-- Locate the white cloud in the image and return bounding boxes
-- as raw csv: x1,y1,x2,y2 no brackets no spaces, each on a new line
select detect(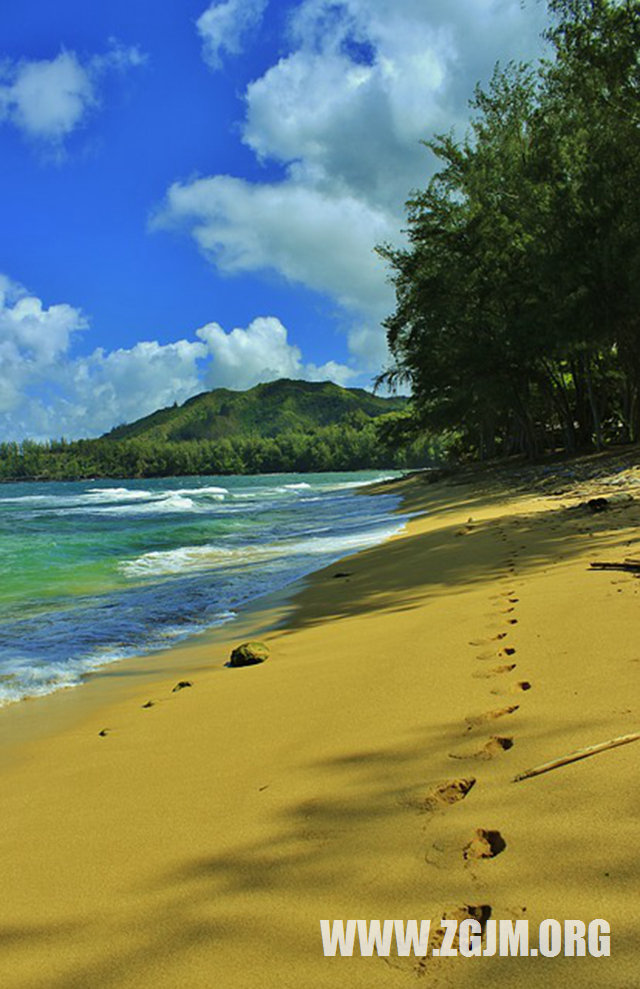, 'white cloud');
0,41,145,144
248,0,548,212
197,316,355,390
90,39,147,75
243,29,450,211
0,275,355,440
69,339,208,435
197,0,268,69
155,175,395,318
0,274,88,414
0,51,94,142
161,0,549,368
